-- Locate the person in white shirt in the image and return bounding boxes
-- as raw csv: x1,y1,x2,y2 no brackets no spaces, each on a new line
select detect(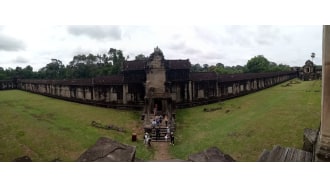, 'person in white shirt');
166,126,170,134
164,134,168,142
144,132,149,145
152,120,157,128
